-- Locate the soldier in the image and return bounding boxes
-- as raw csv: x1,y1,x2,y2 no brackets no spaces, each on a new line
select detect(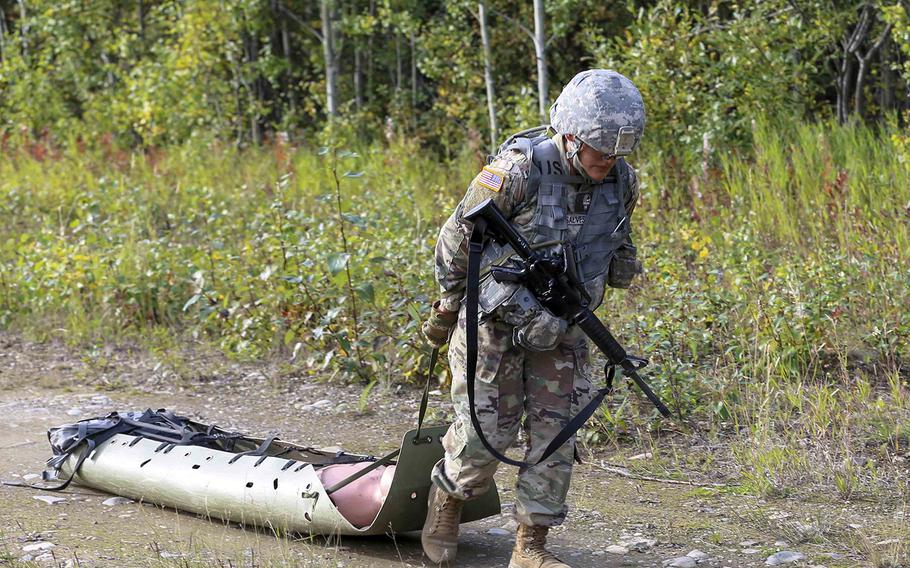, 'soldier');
421,69,646,568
